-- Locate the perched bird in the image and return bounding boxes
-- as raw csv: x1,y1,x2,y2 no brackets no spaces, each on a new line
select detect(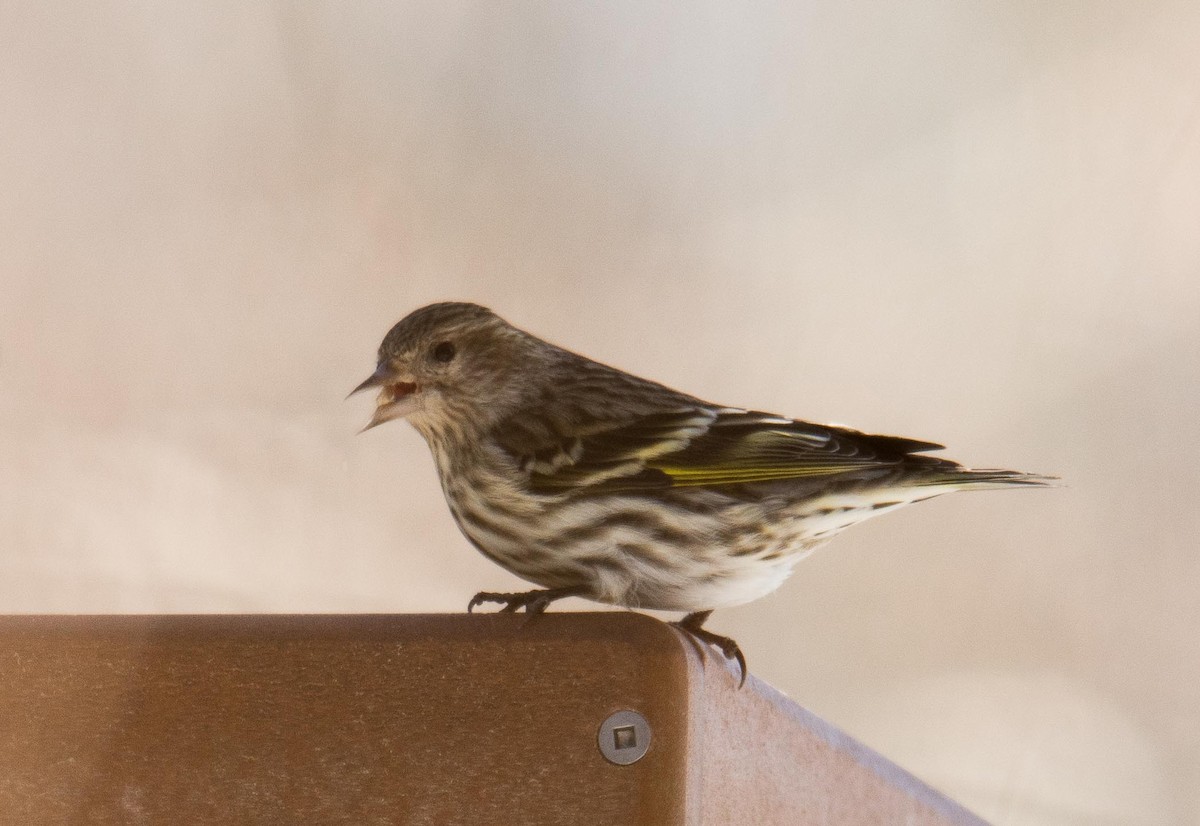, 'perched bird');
352,302,1051,685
